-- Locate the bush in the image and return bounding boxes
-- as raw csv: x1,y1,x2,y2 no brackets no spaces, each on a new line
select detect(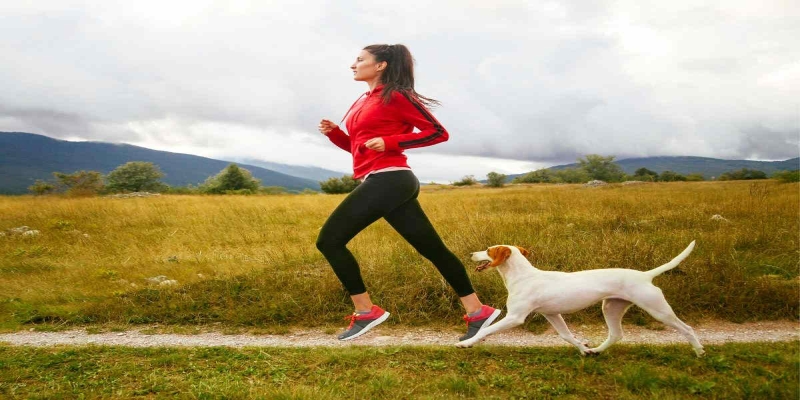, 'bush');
772,170,799,183
53,170,105,197
632,168,658,182
718,168,767,181
106,161,167,193
658,170,687,182
486,172,507,188
513,169,553,184
319,175,360,194
578,154,625,182
200,164,261,194
554,167,591,183
685,173,705,181
452,175,478,186
28,180,56,195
